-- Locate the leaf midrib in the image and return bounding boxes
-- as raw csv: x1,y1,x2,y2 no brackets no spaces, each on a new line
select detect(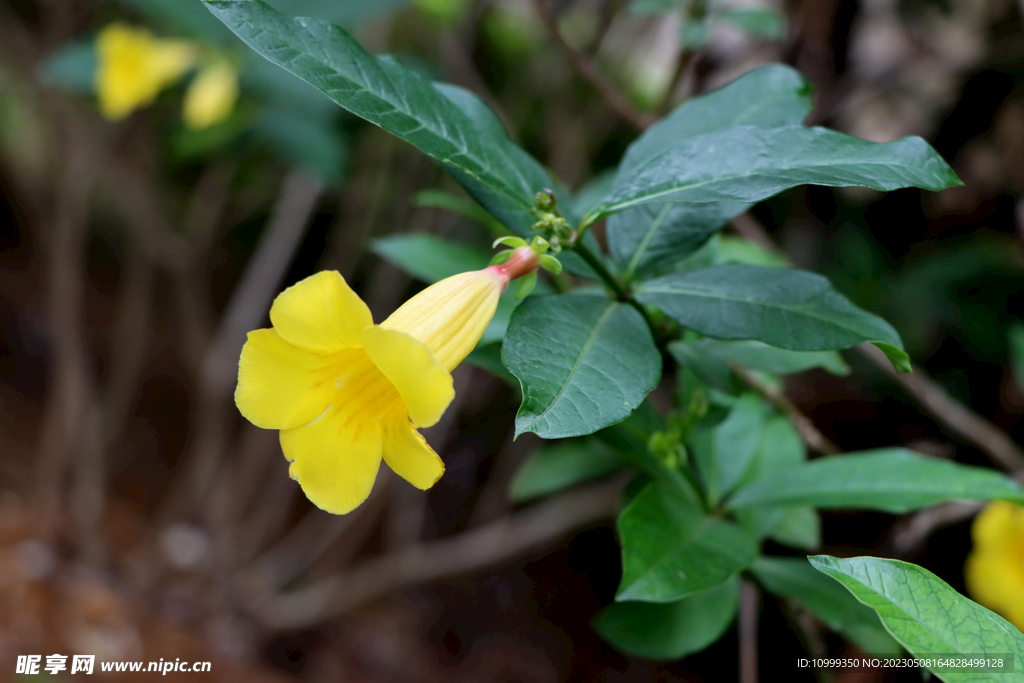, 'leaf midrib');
637,280,889,345
595,127,949,217
214,2,532,211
